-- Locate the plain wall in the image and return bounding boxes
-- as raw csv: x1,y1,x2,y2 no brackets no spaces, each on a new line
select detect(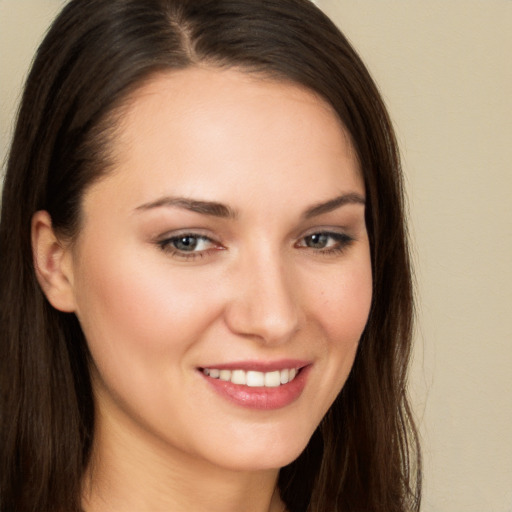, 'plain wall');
1,1,511,511
0,0,66,177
